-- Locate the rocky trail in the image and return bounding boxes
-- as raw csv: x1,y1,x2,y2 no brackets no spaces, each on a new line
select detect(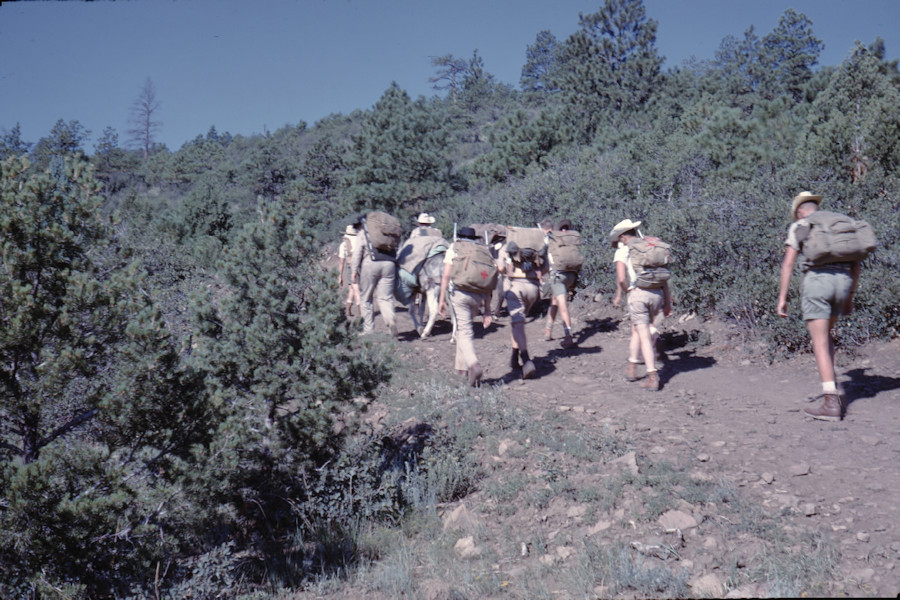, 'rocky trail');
358,294,900,598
